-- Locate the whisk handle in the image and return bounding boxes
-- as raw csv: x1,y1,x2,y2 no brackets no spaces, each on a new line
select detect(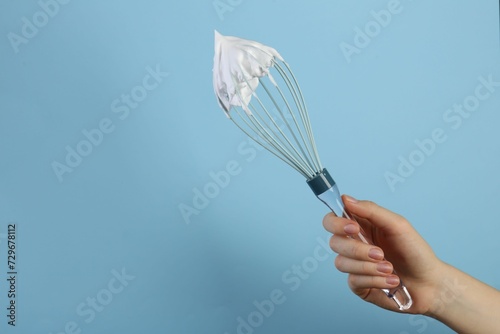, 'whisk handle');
307,169,413,311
